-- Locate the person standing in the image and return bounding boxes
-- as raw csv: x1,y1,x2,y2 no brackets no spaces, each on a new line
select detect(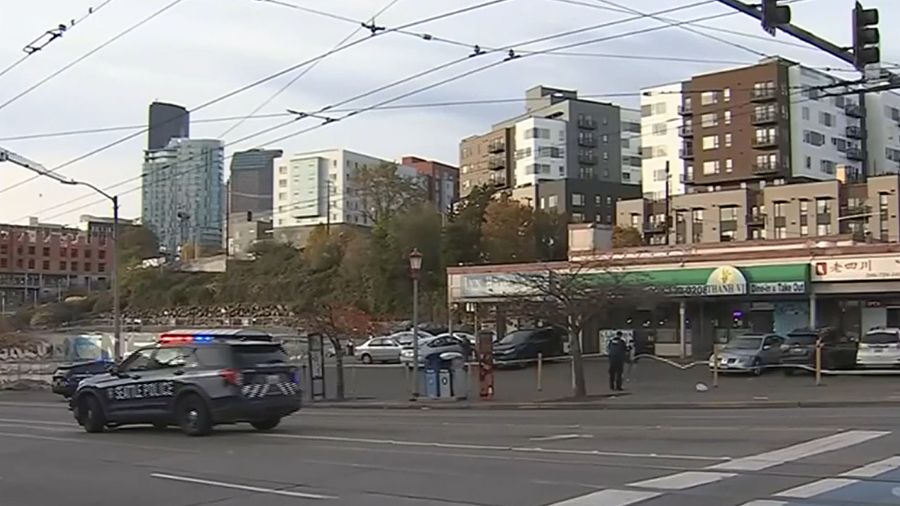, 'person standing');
607,331,627,391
